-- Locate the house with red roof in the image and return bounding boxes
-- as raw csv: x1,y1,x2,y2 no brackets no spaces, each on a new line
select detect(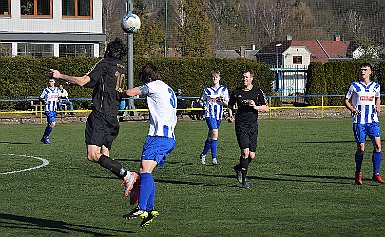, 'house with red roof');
255,36,356,68
254,36,358,95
